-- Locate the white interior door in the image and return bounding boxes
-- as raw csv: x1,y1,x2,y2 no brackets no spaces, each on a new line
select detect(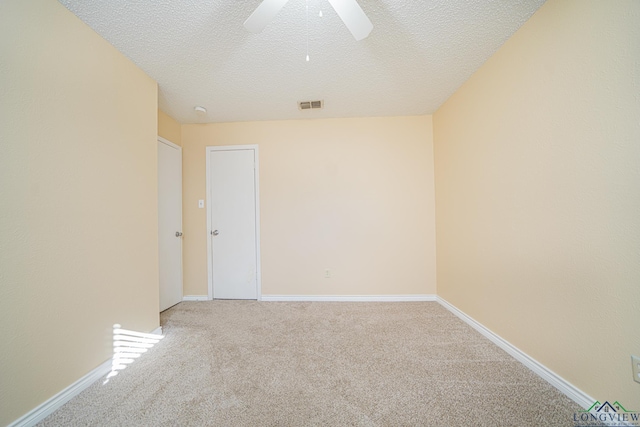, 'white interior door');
207,147,259,300
158,138,183,311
